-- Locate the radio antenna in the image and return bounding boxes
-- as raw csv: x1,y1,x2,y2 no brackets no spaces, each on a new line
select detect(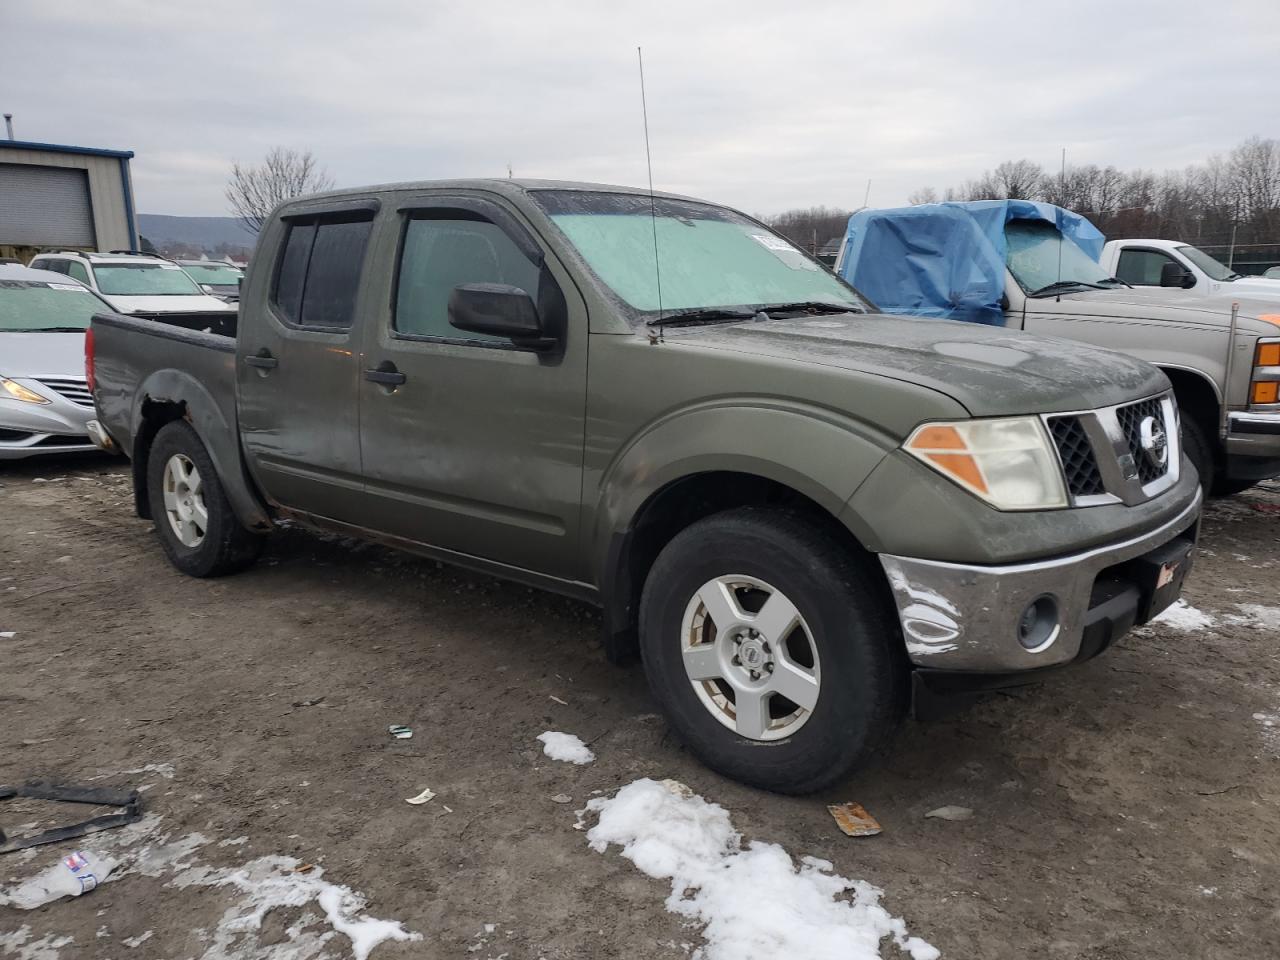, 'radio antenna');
638,46,665,332
1055,147,1066,293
